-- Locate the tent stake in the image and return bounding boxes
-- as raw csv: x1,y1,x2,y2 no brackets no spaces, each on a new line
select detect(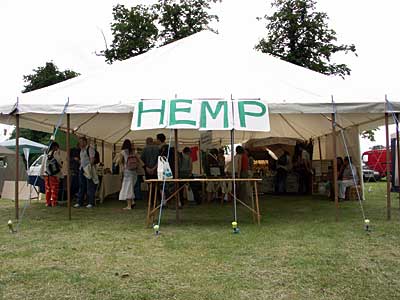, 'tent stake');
15,114,20,220
174,129,180,223
331,112,339,222
66,114,71,221
385,110,391,220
